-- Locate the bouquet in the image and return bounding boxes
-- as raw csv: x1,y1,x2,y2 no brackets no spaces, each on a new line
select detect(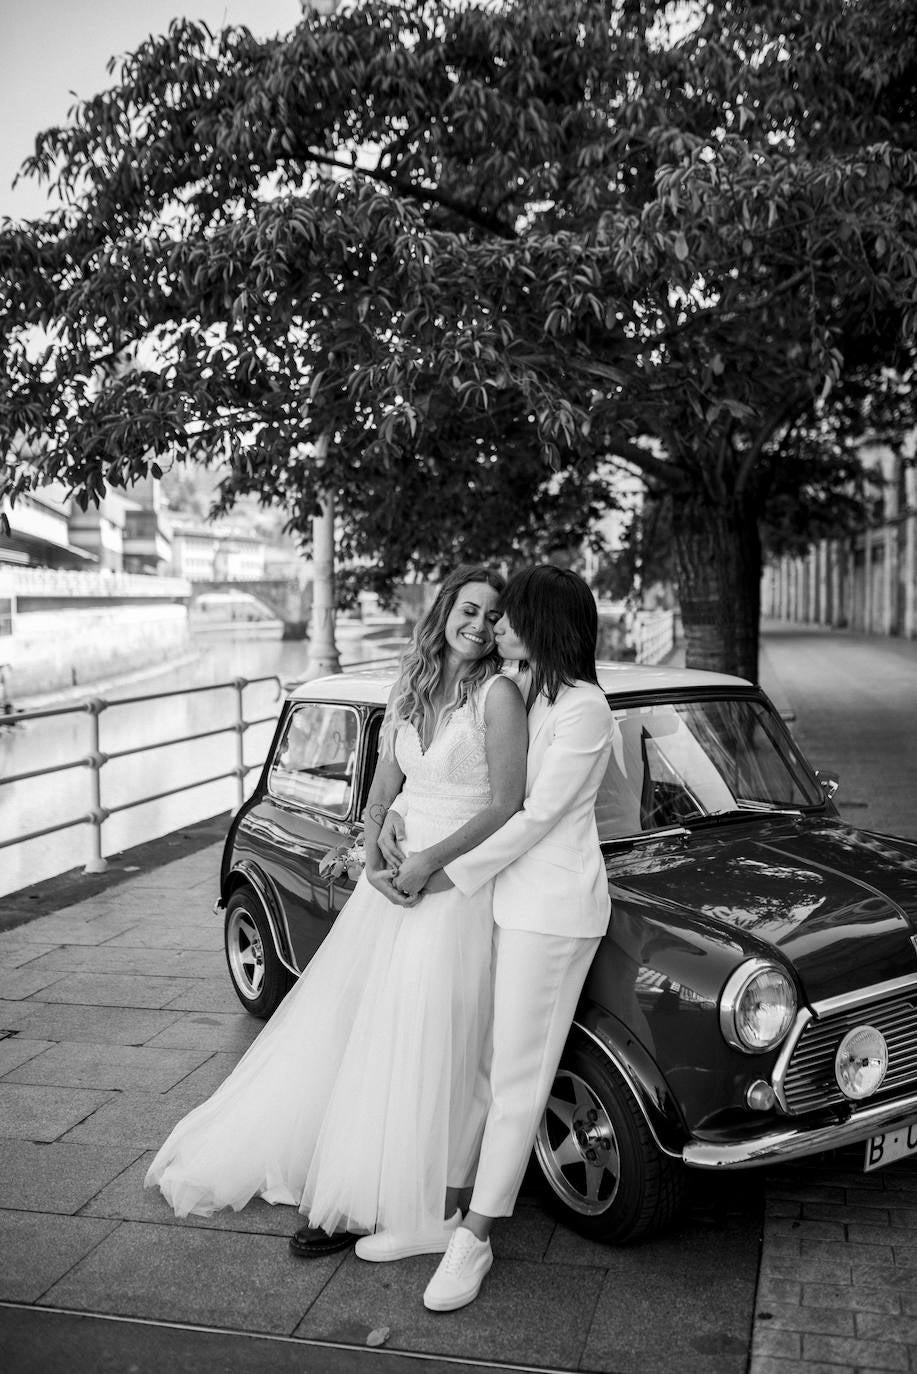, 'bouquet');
319,839,366,882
